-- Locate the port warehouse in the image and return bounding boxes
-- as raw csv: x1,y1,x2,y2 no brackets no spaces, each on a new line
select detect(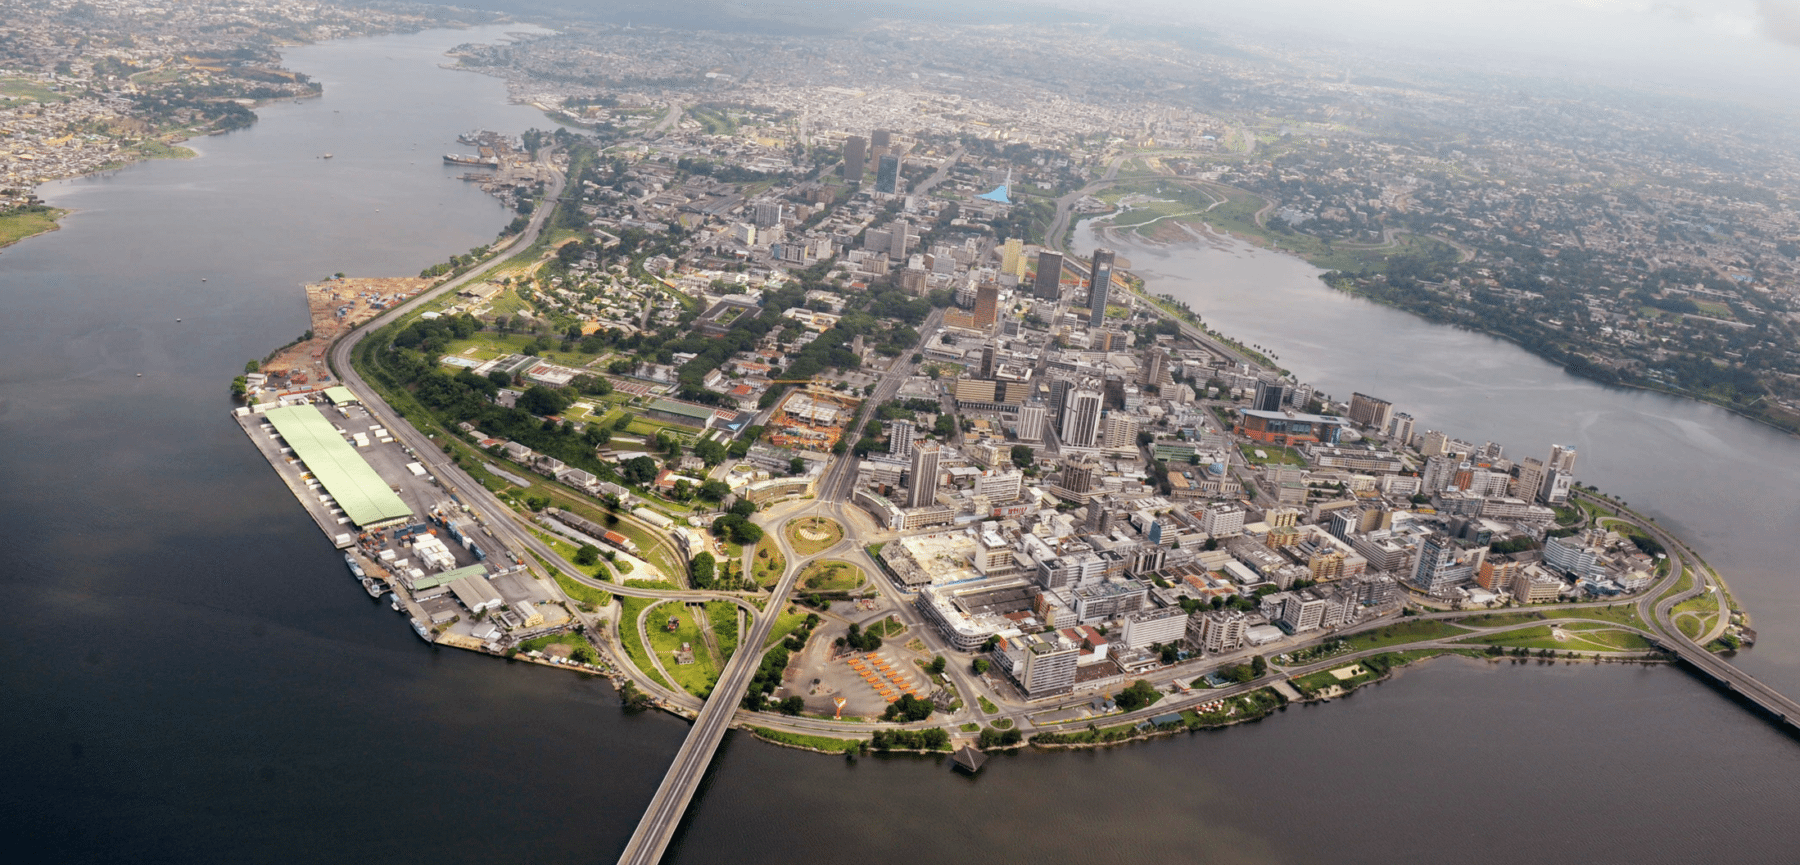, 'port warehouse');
262,403,413,530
